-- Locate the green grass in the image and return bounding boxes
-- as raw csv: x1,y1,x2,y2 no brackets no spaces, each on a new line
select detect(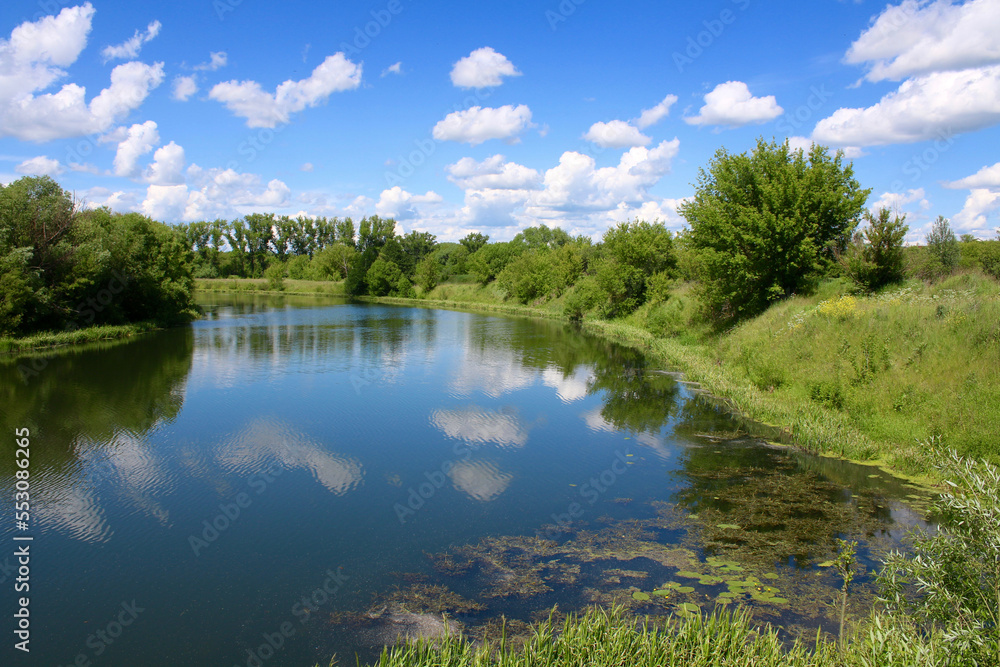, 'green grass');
358,604,945,667
195,277,347,296
0,321,160,353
